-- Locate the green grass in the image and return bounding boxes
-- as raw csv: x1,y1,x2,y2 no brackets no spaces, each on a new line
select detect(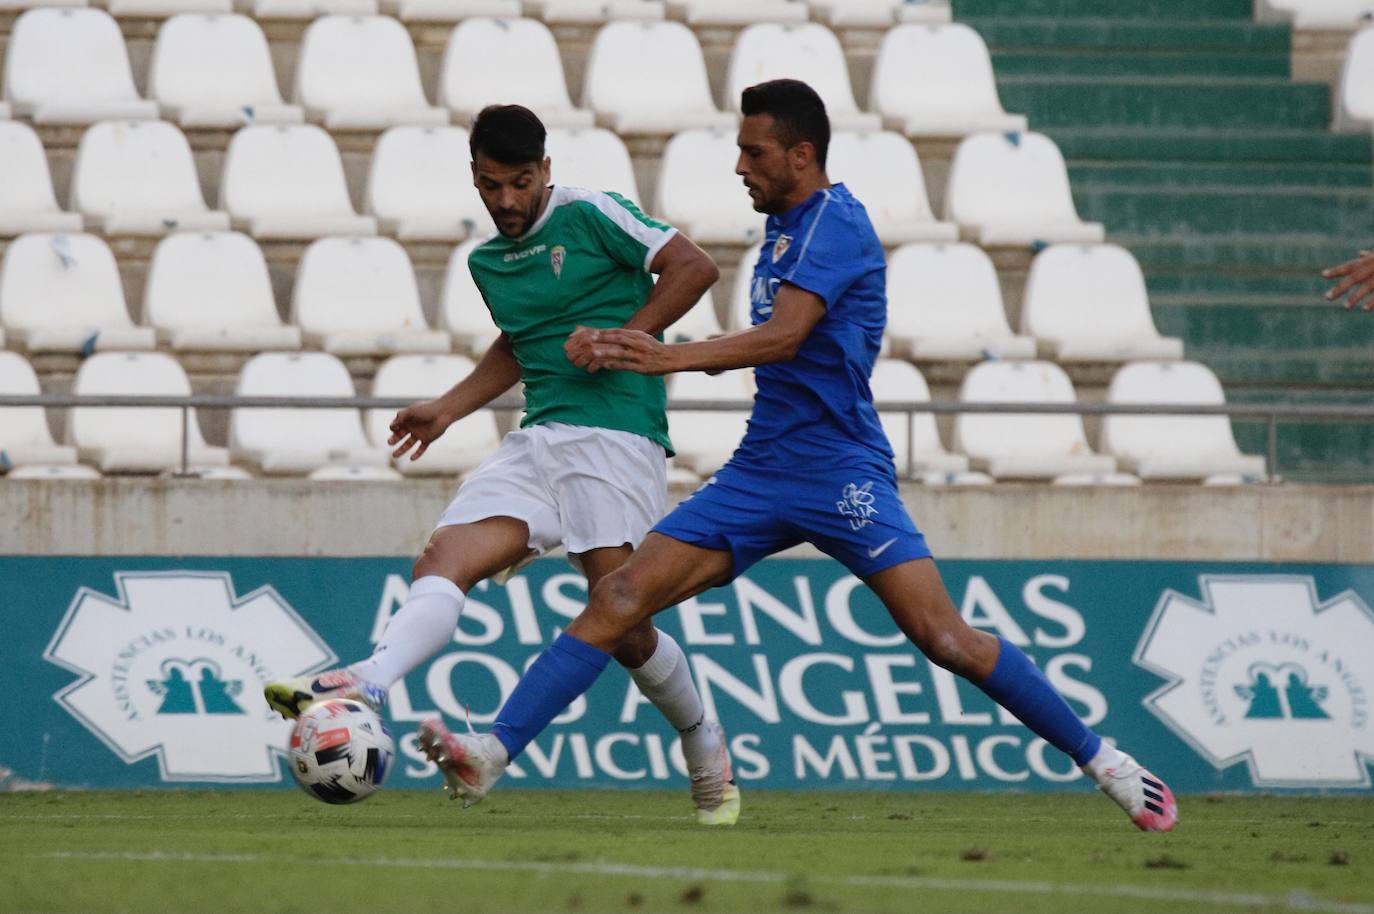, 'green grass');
2,791,1372,914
